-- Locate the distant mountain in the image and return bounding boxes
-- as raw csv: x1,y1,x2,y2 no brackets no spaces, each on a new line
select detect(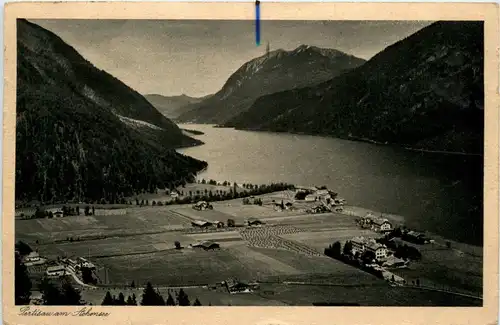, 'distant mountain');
176,45,366,124
144,93,211,119
225,21,484,155
16,19,207,203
